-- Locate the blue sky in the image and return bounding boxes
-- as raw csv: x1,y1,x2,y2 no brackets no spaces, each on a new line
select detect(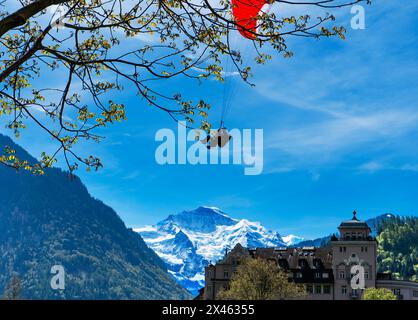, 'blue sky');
3,1,418,239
